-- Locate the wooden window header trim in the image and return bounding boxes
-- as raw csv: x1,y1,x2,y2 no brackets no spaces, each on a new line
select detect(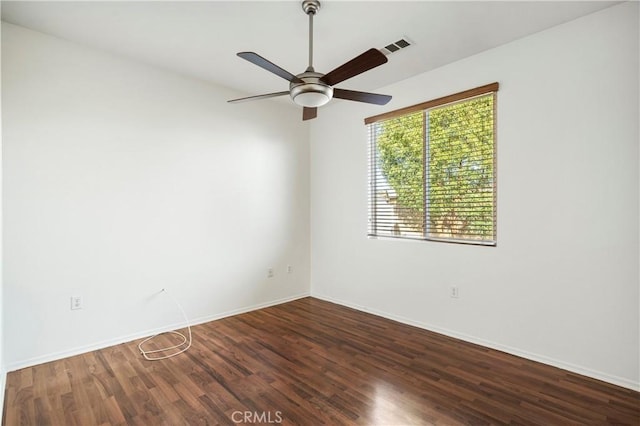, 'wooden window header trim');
364,82,499,125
